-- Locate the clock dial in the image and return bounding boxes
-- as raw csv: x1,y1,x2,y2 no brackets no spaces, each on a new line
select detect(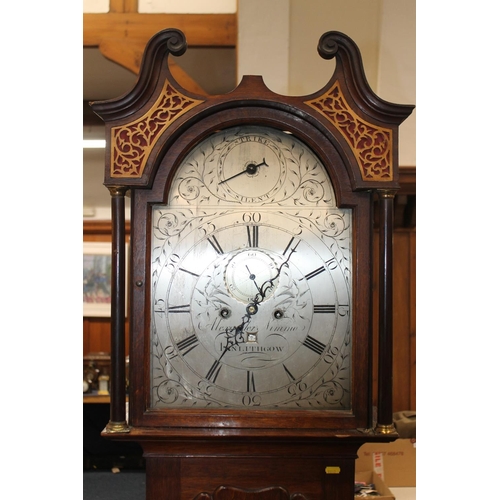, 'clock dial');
225,249,280,304
151,126,351,409
216,133,287,202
